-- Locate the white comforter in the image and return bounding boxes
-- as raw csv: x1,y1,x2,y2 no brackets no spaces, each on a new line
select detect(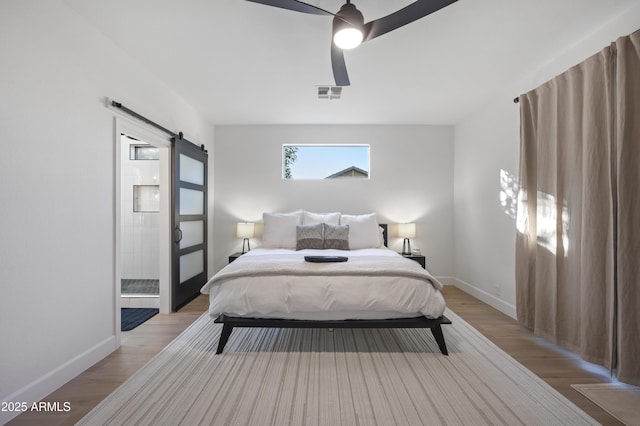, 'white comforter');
201,248,446,320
